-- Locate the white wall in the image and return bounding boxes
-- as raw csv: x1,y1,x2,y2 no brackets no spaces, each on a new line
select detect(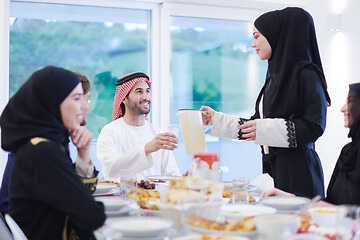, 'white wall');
305,0,358,190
